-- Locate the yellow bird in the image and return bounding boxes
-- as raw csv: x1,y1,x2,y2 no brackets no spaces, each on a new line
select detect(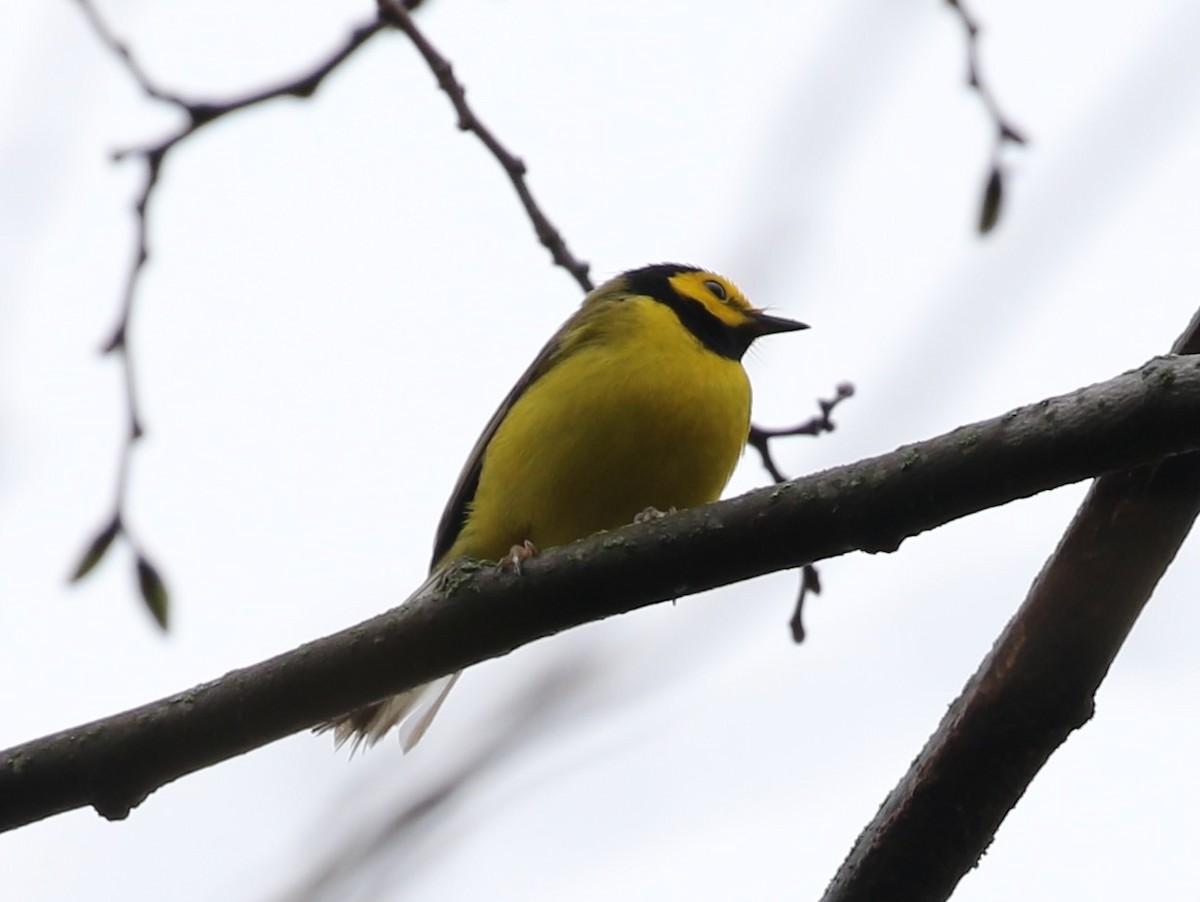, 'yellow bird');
324,263,807,751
